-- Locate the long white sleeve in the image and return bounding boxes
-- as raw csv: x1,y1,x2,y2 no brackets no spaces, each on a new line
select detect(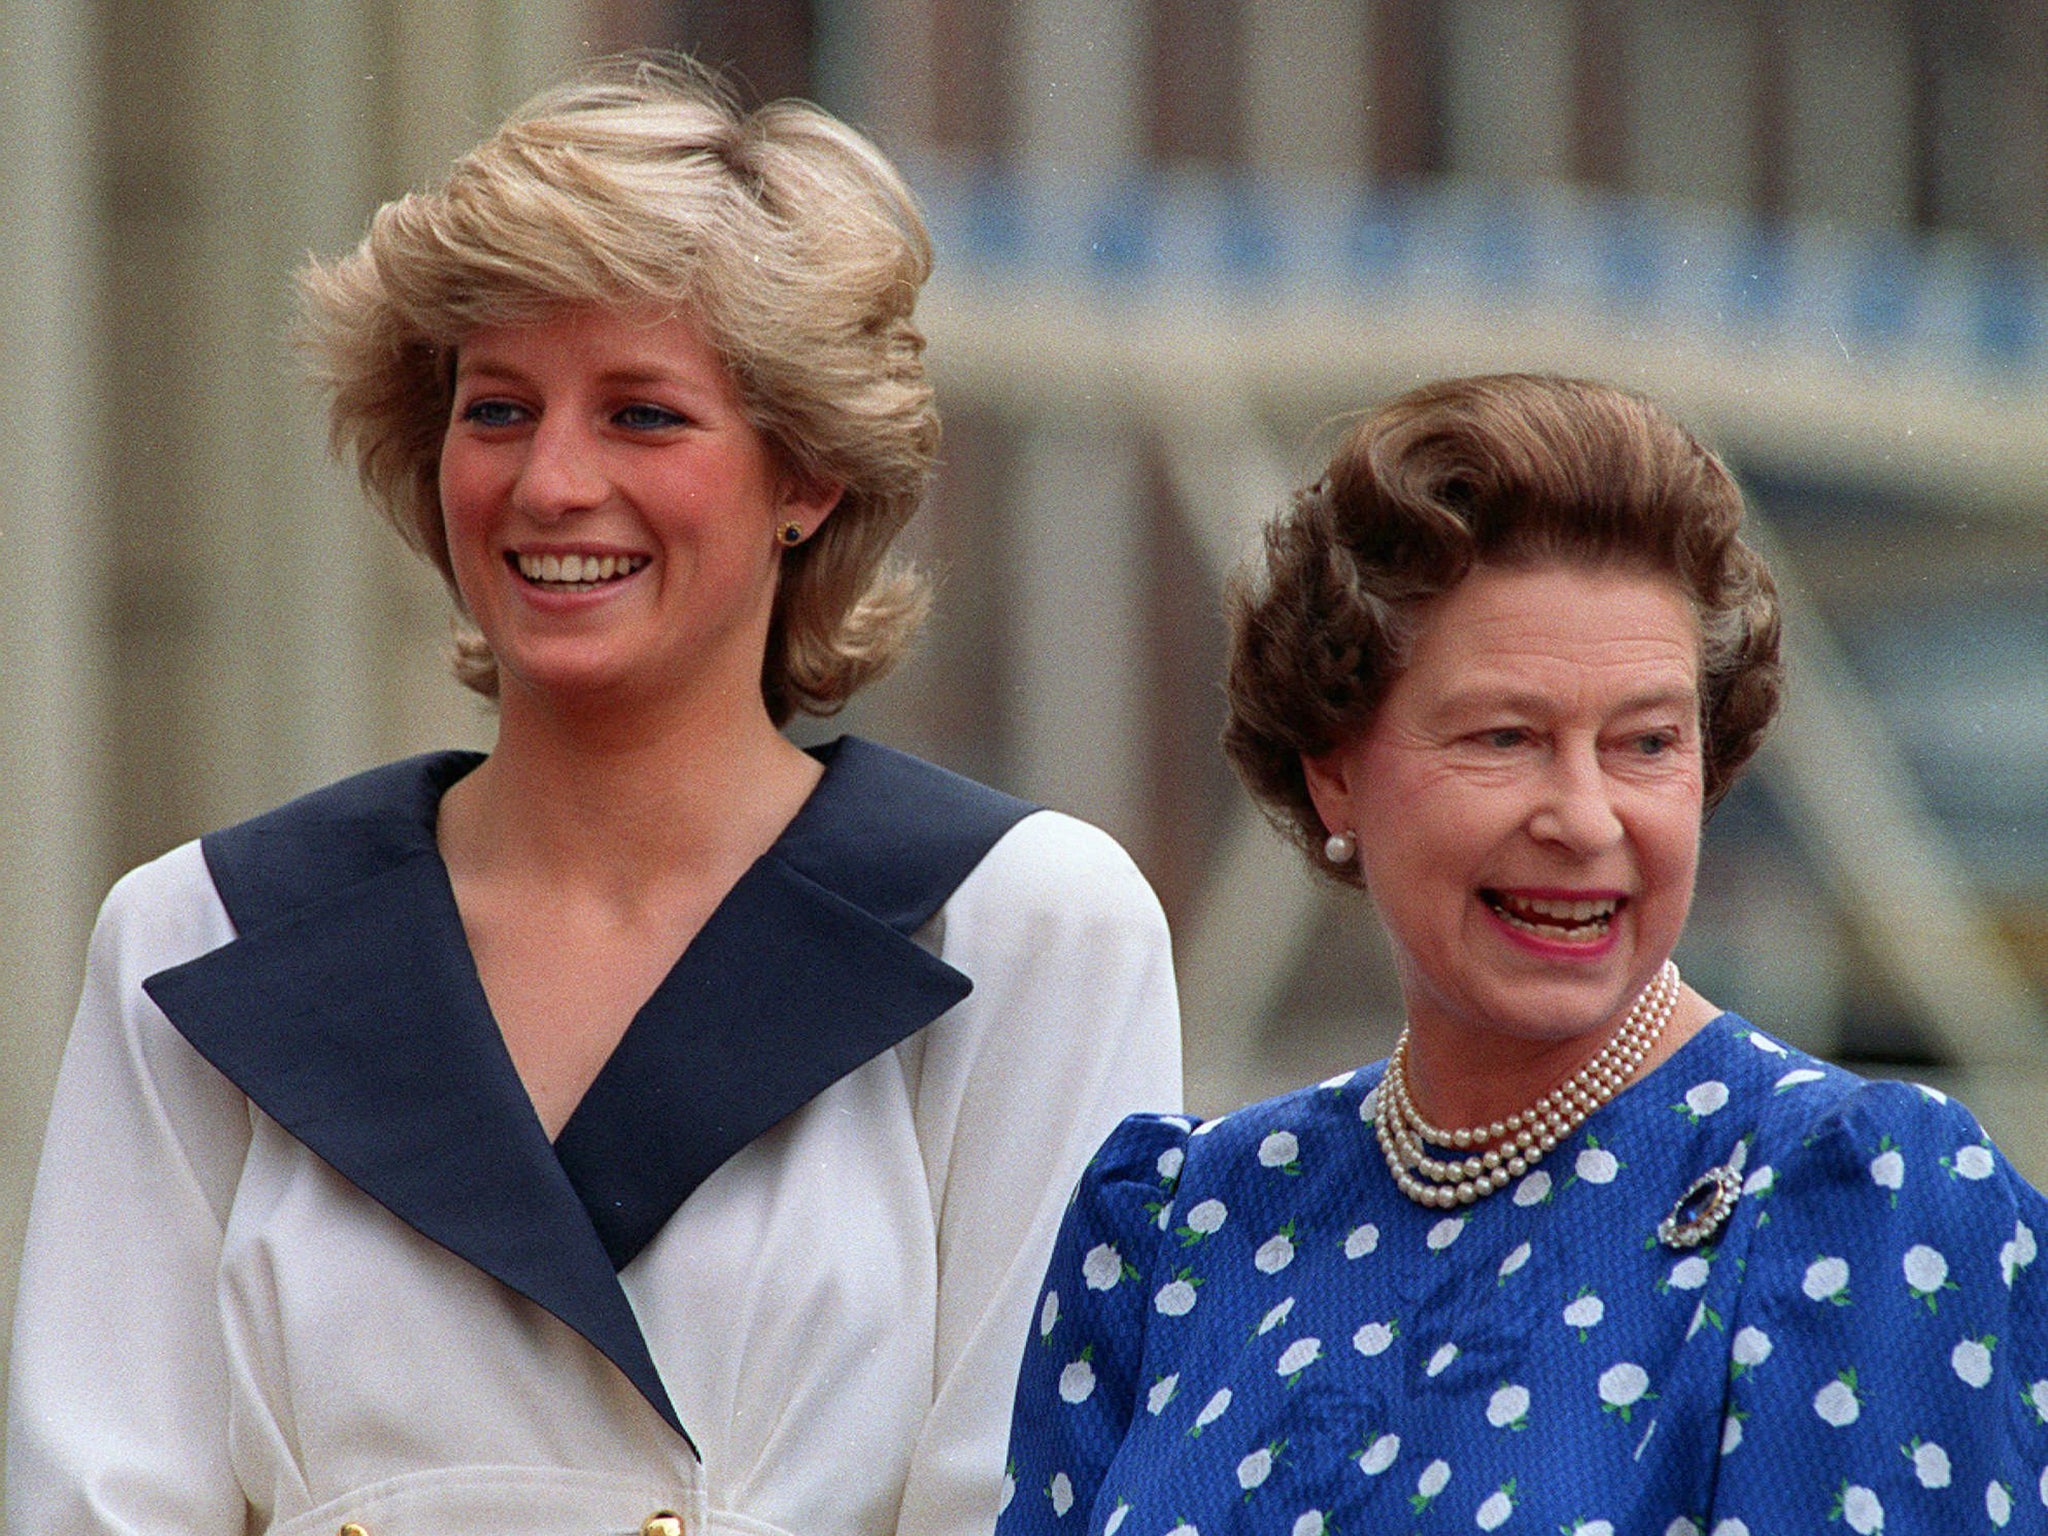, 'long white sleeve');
7,844,253,1536
896,811,1183,1536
